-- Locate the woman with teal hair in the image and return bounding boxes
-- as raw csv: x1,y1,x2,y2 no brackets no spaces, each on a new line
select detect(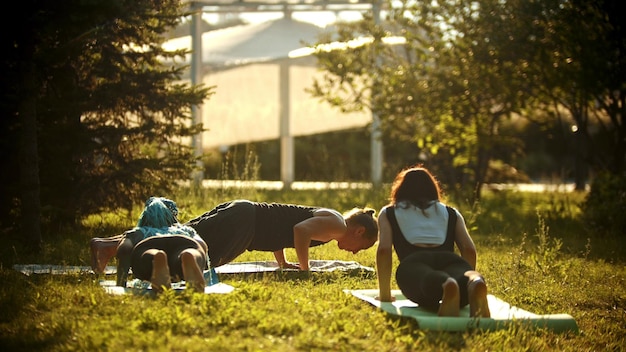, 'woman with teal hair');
114,197,208,293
